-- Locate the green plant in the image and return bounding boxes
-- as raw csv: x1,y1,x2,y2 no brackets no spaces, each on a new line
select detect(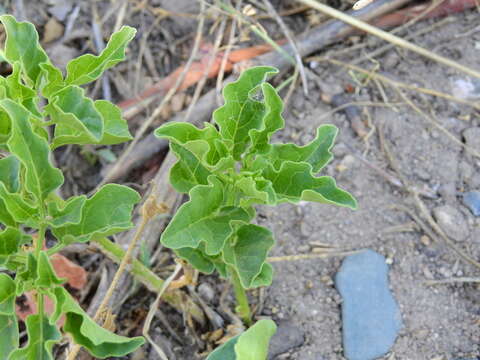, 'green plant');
155,66,357,356
0,15,145,358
